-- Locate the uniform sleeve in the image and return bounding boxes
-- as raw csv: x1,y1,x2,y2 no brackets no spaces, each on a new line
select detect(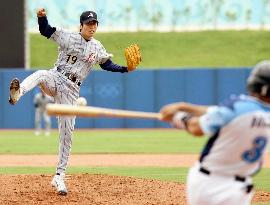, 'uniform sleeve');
38,17,56,38
50,29,70,48
100,59,128,73
95,43,113,64
199,106,236,136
